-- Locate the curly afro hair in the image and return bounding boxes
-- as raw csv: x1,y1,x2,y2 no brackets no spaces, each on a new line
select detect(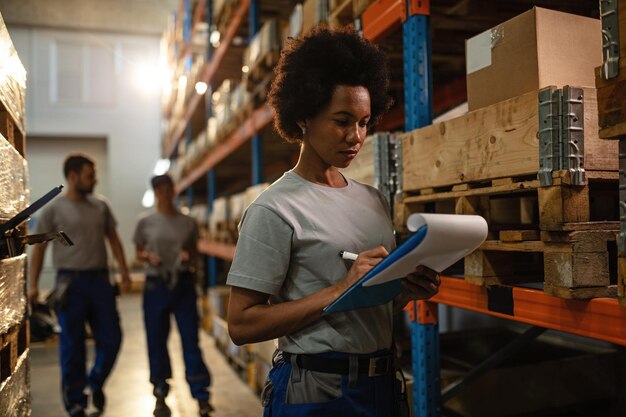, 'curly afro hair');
267,26,393,143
